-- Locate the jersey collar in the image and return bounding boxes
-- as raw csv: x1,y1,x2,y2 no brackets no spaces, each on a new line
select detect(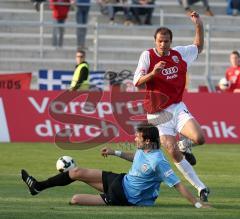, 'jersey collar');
153,48,170,57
